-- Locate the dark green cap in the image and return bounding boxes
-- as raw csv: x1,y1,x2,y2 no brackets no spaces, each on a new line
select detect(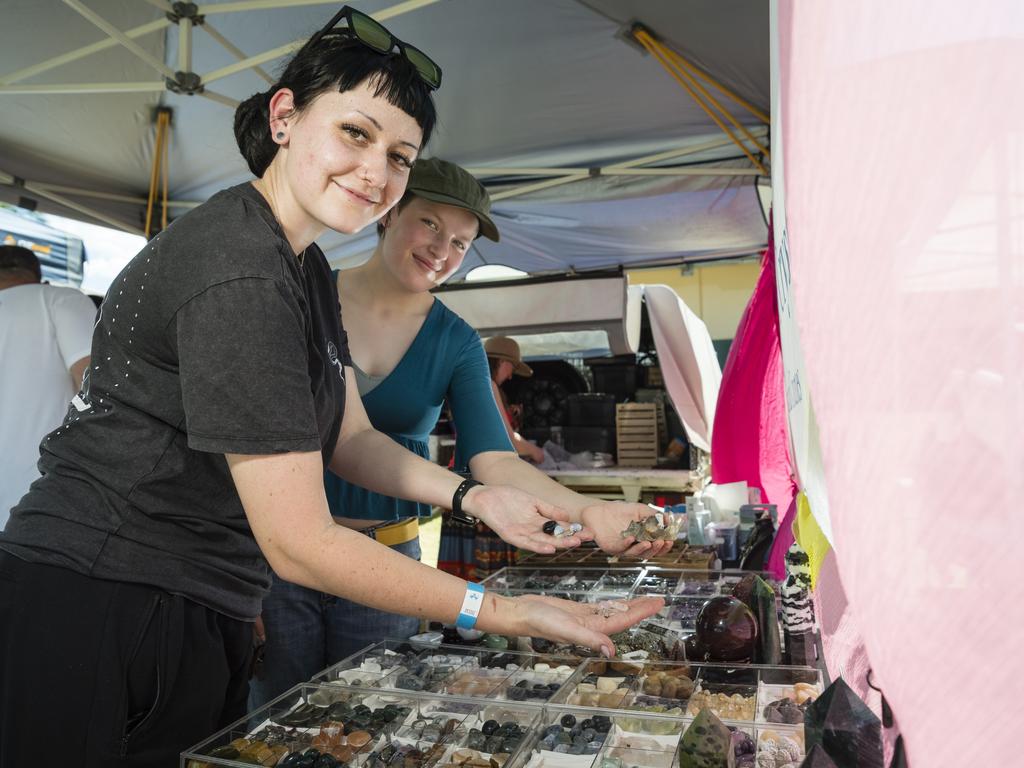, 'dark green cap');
407,157,499,242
